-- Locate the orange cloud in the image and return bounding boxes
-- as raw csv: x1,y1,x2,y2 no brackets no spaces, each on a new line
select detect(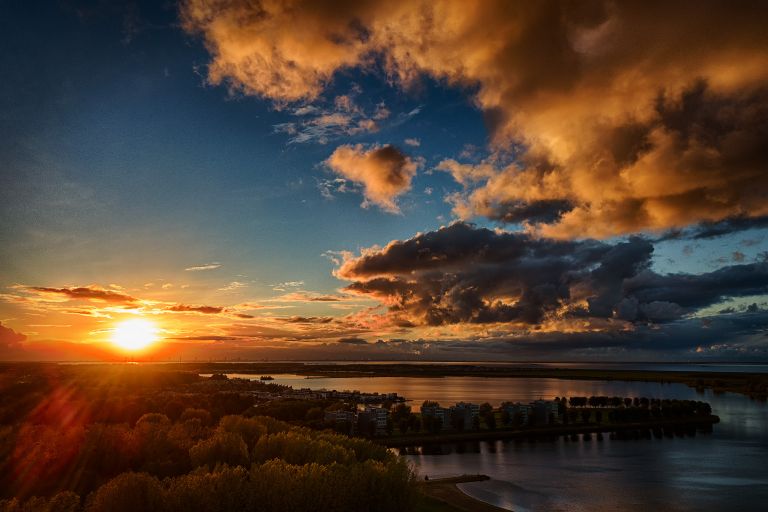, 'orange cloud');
26,286,138,304
182,0,768,236
325,144,419,213
165,304,225,314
